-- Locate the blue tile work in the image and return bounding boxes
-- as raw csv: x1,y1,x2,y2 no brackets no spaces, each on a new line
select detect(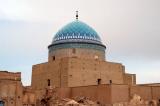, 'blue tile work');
49,20,106,52
52,20,102,45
